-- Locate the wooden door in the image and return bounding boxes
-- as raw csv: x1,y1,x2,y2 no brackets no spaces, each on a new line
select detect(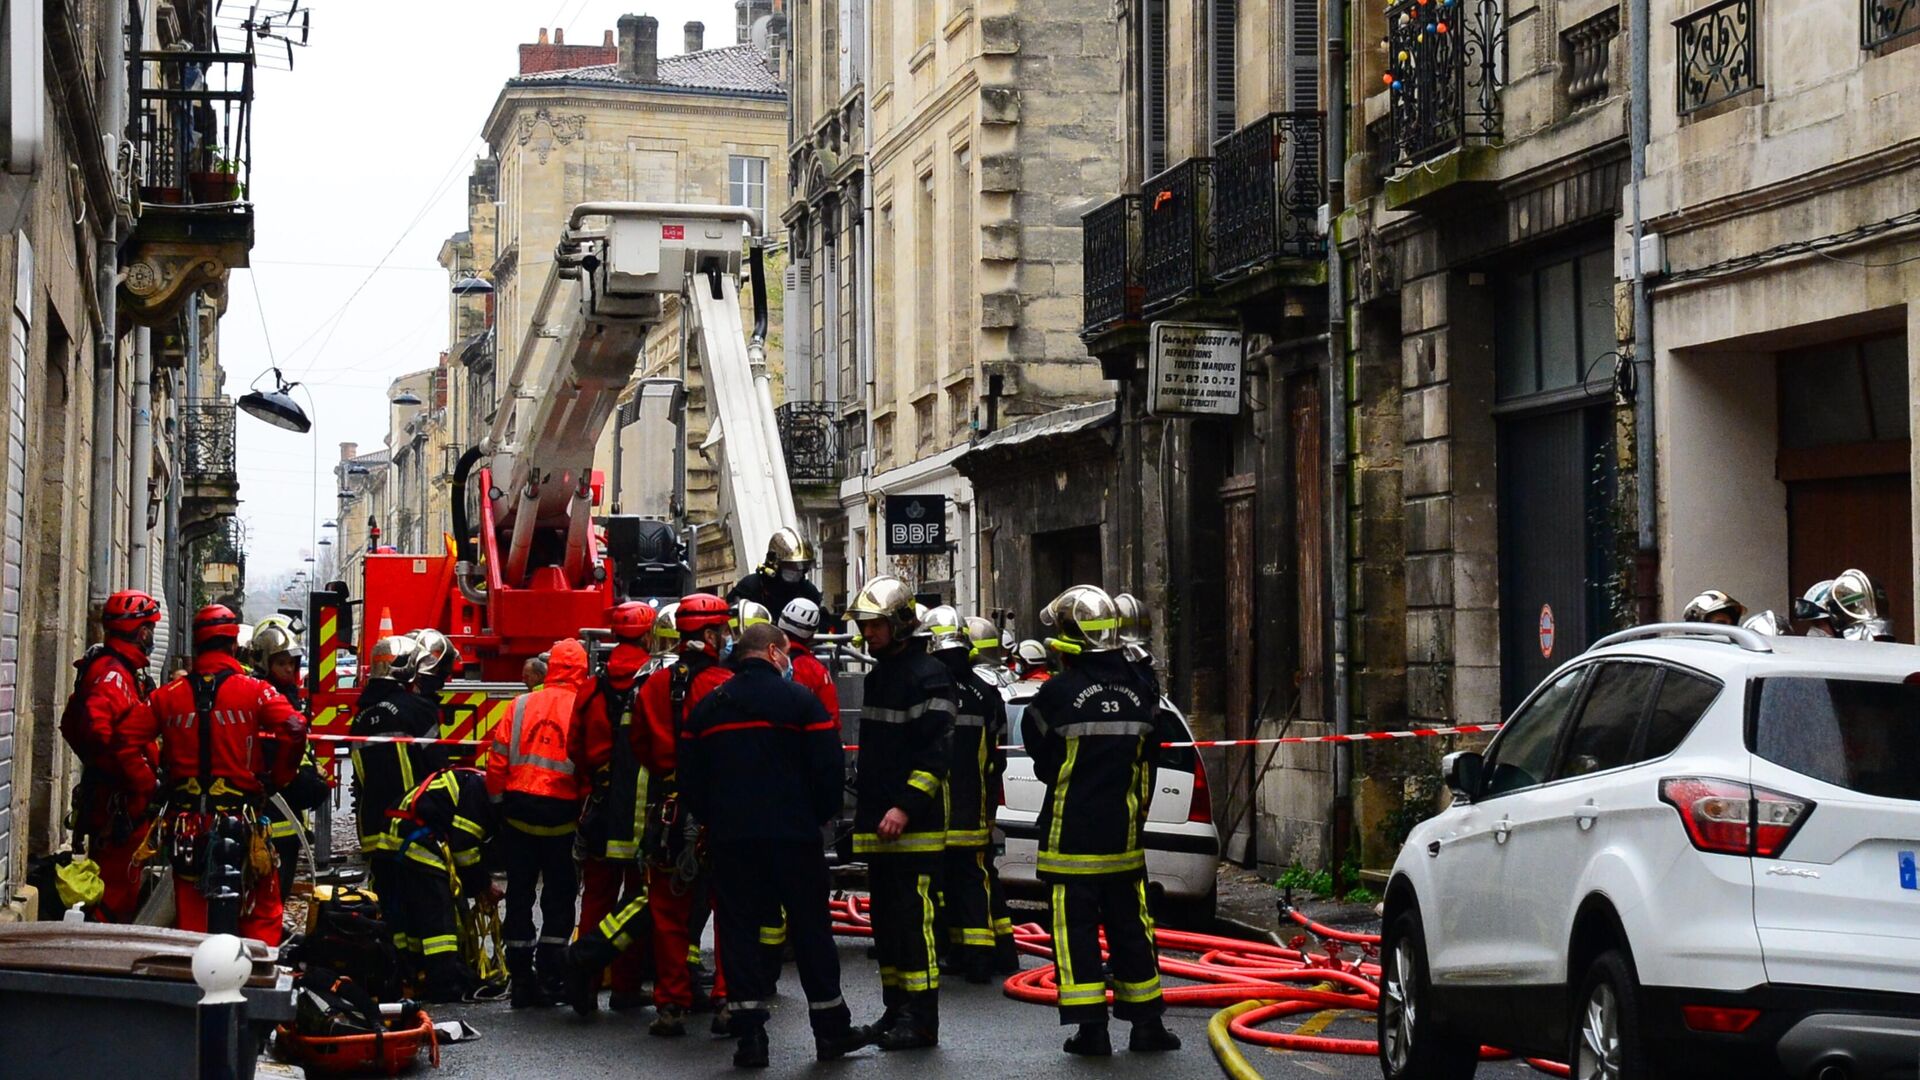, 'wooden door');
1788,473,1913,642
